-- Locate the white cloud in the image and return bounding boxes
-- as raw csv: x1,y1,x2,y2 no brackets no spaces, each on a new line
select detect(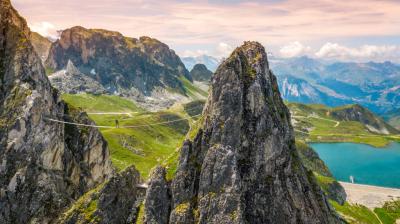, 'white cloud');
180,42,234,59
315,43,400,62
279,41,312,58
214,42,234,58
28,22,58,39
180,49,210,57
